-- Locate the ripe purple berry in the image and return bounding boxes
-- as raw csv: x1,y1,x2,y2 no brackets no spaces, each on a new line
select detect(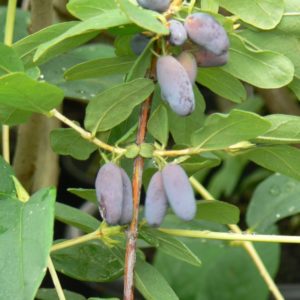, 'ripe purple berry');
193,47,228,67
95,163,123,225
177,51,198,83
169,20,187,46
131,34,150,56
119,169,133,225
185,13,229,56
156,55,195,116
162,164,196,221
137,0,171,13
145,171,168,227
